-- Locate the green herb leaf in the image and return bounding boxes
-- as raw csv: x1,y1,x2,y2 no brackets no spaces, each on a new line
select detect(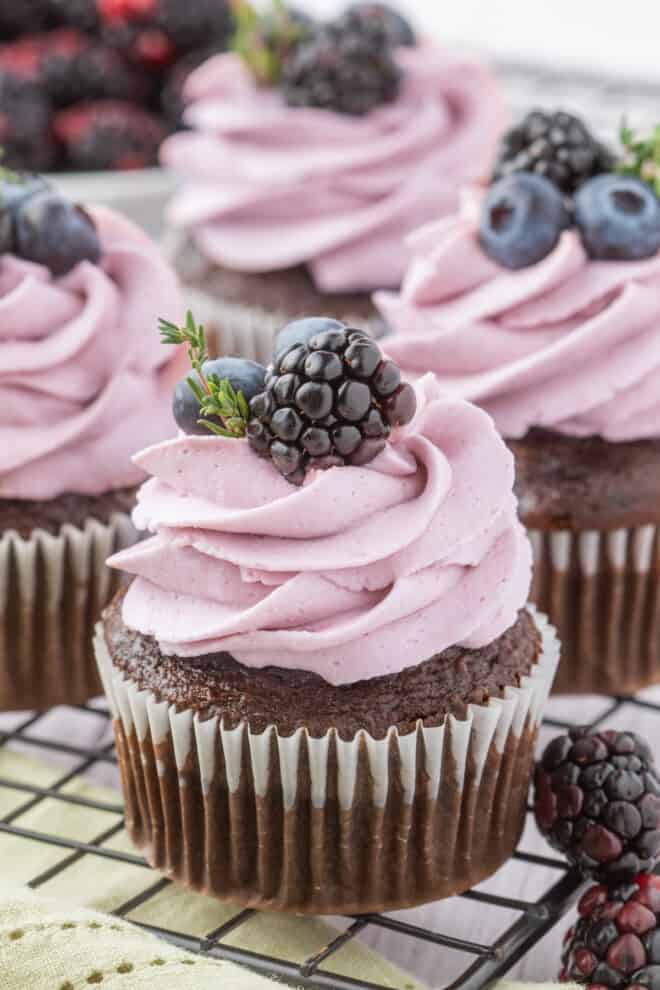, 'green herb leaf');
160,311,250,439
617,119,660,198
231,0,306,85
